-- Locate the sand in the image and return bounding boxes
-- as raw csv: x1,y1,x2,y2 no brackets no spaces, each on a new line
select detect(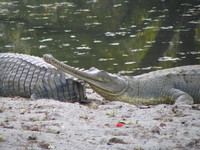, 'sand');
0,89,200,150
